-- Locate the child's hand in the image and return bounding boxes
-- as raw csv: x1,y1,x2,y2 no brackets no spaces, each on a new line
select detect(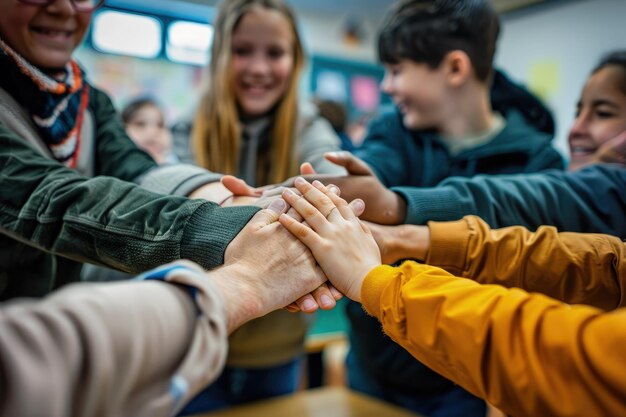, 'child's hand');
596,131,626,165
321,152,407,225
272,153,406,225
570,130,626,171
279,178,381,302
